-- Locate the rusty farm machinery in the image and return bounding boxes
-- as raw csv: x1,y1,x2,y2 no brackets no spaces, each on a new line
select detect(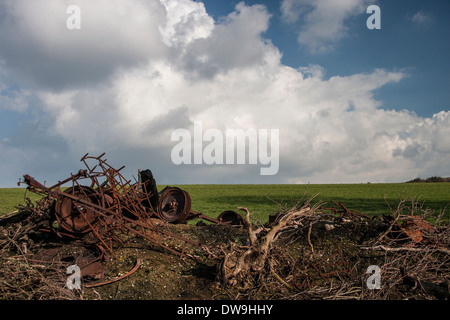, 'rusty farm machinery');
15,153,241,260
